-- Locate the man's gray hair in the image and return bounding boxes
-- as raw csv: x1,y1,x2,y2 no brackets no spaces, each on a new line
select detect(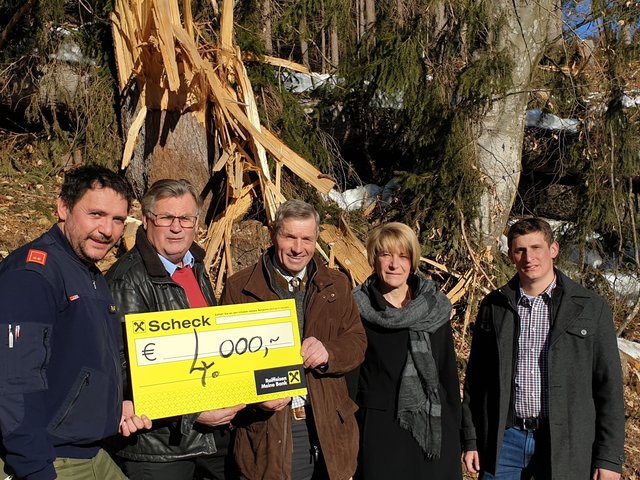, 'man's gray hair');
272,200,320,237
141,179,202,217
